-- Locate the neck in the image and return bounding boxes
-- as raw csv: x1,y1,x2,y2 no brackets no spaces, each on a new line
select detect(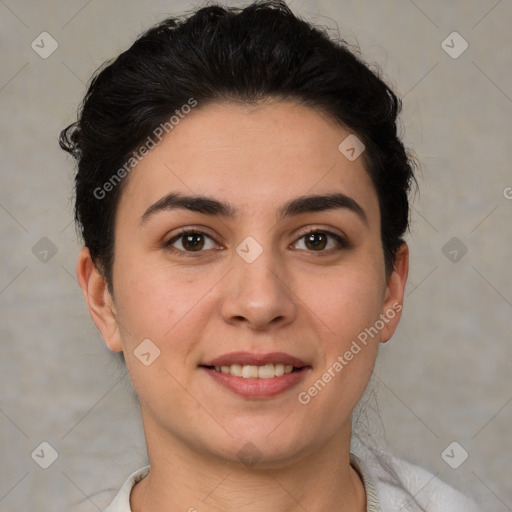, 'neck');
130,416,366,512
